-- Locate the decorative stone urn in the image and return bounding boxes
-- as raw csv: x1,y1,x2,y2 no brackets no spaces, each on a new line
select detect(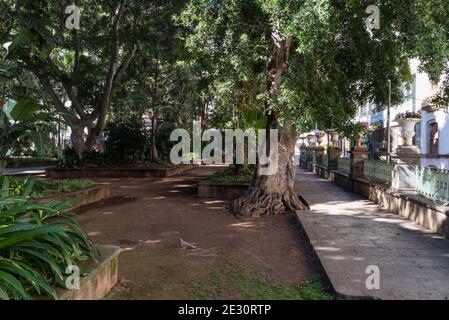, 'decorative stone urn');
355,132,365,149
315,132,325,146
326,130,339,146
307,134,316,146
397,118,421,146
